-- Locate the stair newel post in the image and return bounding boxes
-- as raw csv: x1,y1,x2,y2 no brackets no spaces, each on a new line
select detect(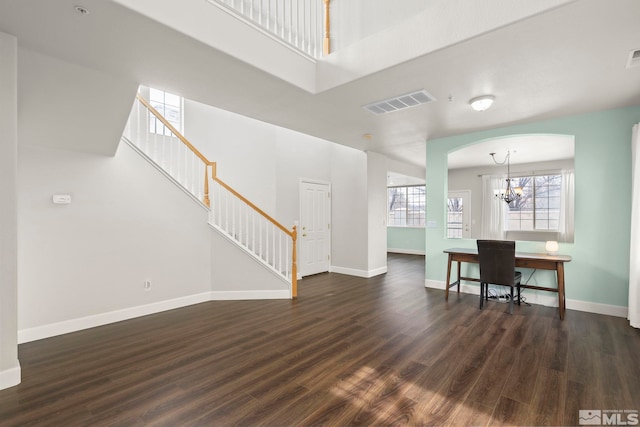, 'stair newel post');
203,163,211,208
323,0,331,55
291,225,298,298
